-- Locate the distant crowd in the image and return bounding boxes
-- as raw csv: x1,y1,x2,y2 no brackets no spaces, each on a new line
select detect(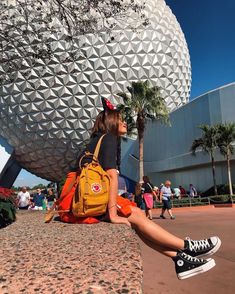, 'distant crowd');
16,187,57,210
16,180,197,215
118,175,198,220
